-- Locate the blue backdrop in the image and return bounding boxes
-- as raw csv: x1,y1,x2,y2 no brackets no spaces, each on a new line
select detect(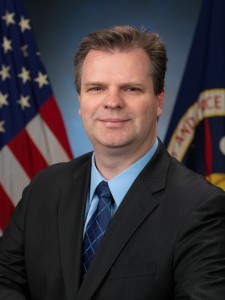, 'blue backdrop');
23,0,202,157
